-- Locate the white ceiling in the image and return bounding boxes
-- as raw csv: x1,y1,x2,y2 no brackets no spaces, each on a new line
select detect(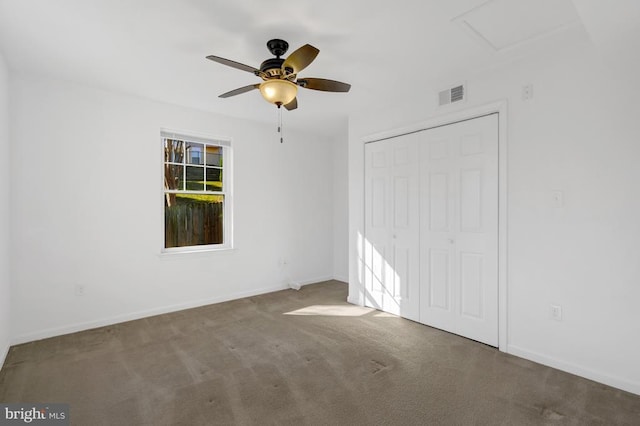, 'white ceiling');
0,0,635,136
